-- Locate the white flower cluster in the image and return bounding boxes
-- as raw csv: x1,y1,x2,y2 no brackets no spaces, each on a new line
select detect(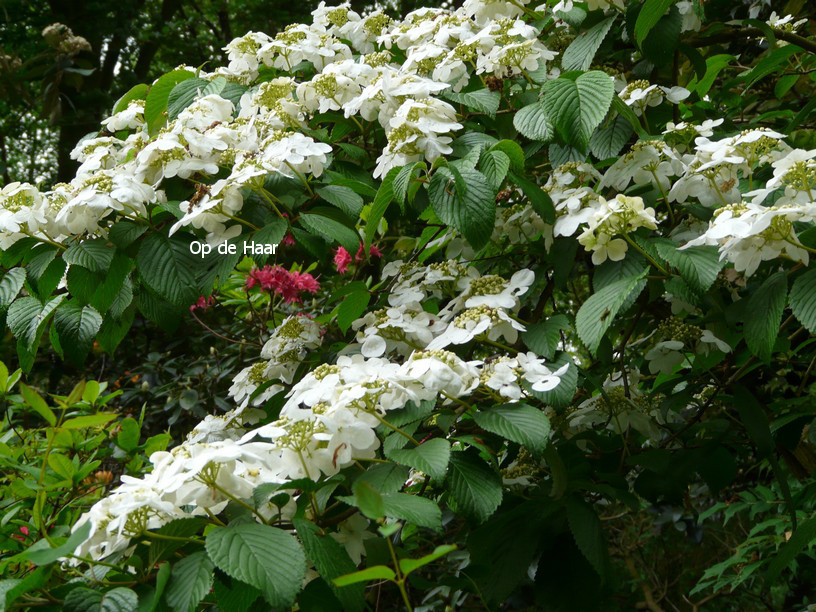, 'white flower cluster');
2,1,561,248
72,259,567,561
